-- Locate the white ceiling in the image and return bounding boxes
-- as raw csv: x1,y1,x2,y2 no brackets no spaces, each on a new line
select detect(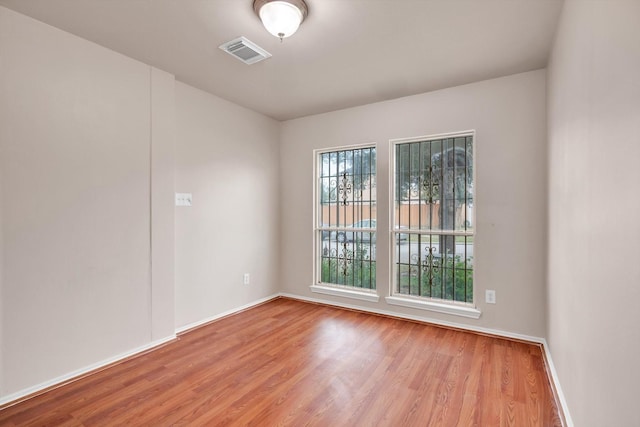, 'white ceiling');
0,0,563,121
